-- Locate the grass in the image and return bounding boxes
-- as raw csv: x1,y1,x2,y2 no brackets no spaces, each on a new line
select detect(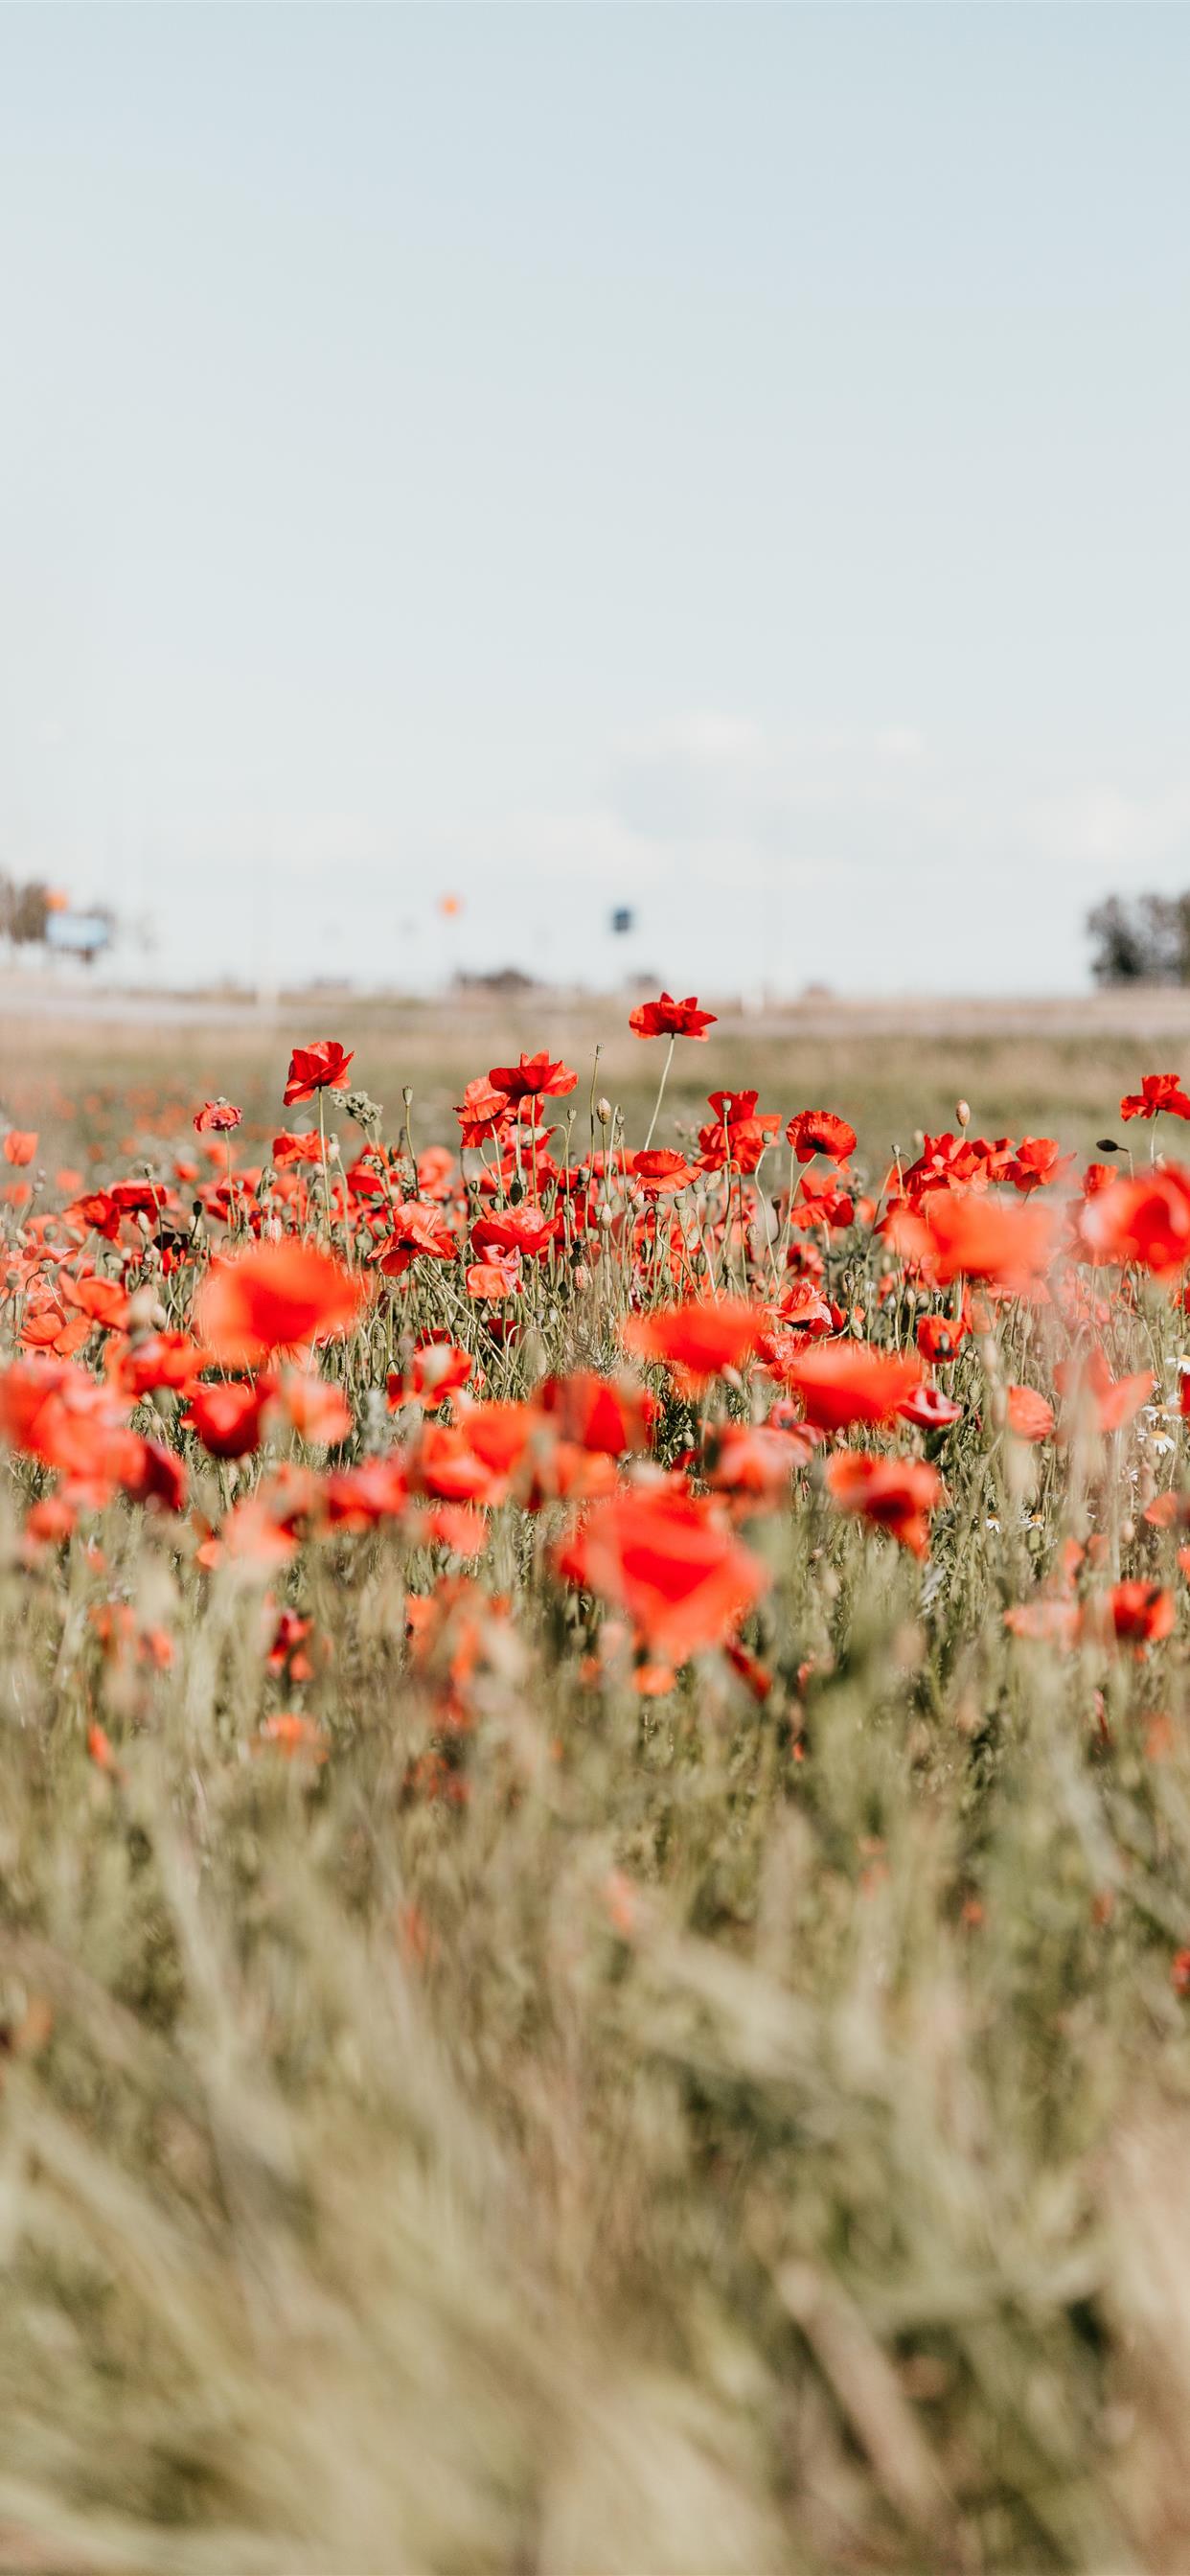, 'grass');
2,992,1190,2570
5,981,1190,1175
